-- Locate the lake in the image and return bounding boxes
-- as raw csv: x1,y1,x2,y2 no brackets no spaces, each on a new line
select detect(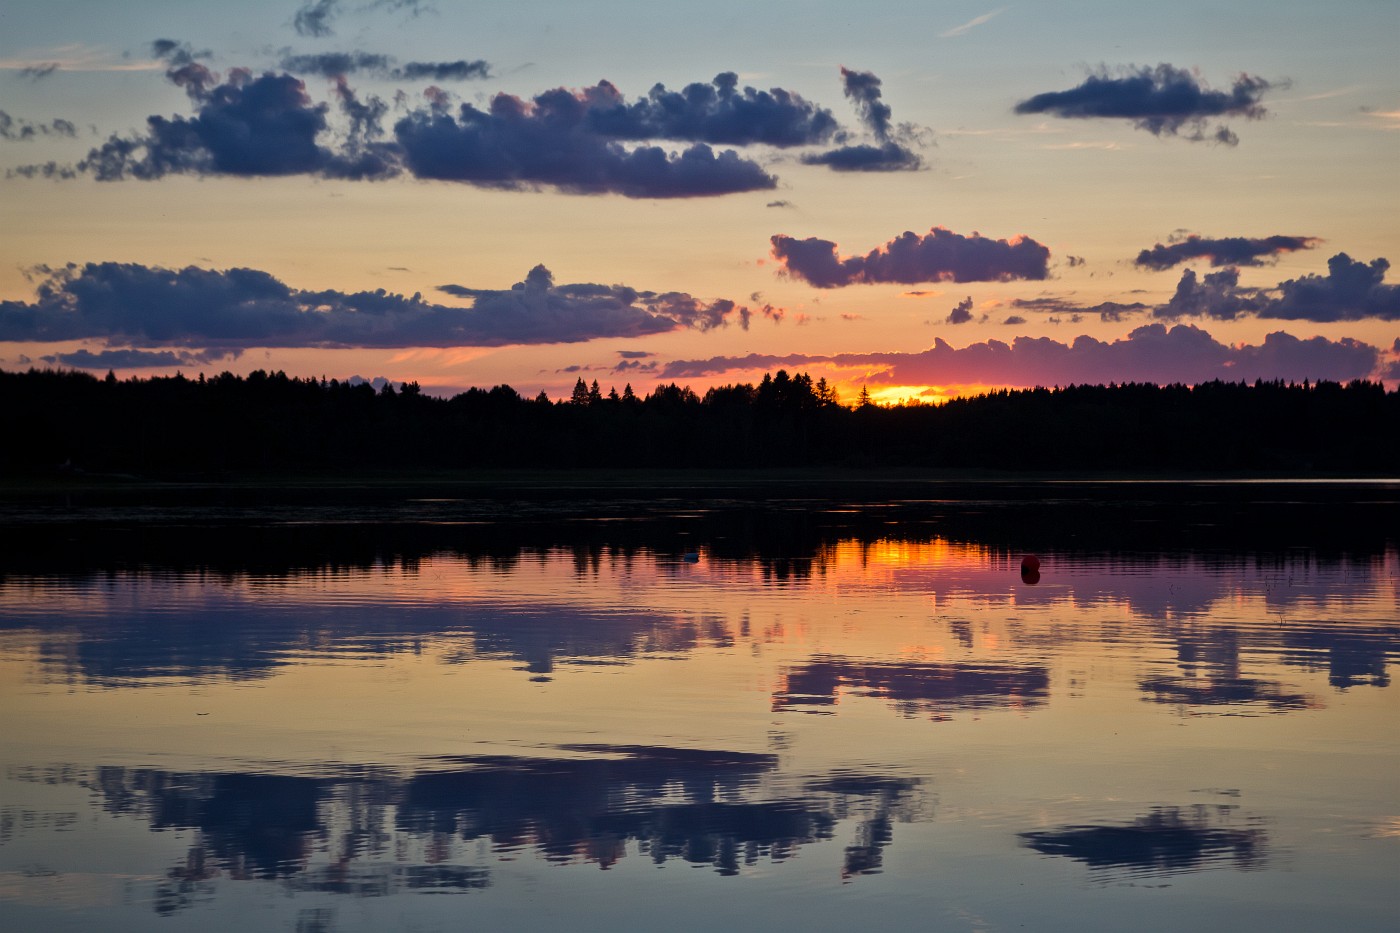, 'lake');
1,478,1397,931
